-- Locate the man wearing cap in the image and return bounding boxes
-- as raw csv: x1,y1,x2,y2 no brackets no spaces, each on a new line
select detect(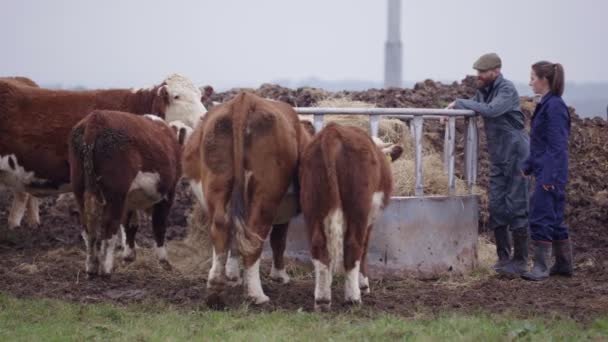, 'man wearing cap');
448,53,530,276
